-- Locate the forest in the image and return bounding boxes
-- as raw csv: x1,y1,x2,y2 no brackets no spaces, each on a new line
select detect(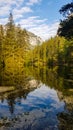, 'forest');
0,2,73,68
0,1,73,129
26,2,73,67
